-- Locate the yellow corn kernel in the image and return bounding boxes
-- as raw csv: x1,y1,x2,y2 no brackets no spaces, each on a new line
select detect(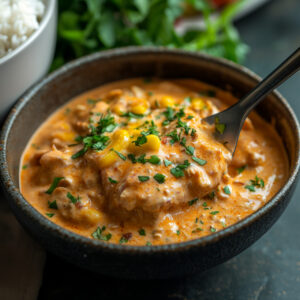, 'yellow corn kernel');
128,134,161,153
80,208,101,225
191,97,205,110
131,104,148,115
143,134,161,151
98,130,130,168
54,131,76,142
160,96,175,108
112,104,124,116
